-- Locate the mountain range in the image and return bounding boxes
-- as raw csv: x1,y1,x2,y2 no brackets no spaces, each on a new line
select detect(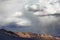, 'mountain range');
0,29,60,40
